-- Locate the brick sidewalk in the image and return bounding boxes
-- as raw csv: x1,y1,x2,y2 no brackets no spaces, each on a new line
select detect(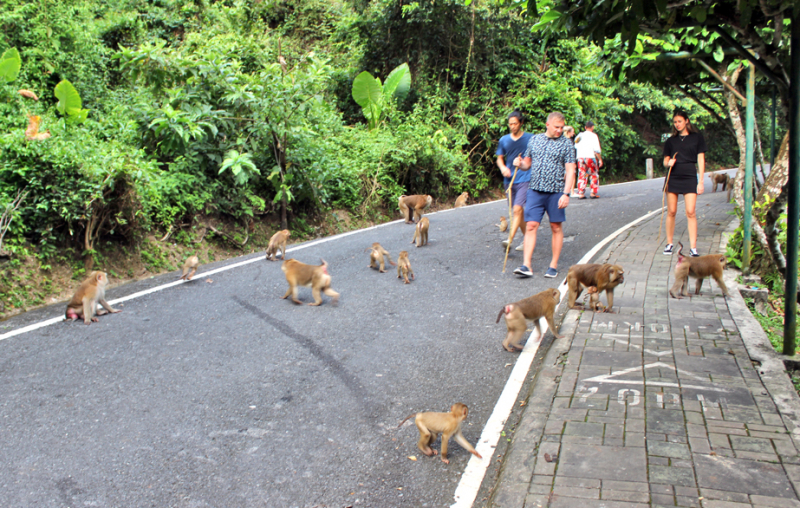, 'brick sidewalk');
488,197,800,508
